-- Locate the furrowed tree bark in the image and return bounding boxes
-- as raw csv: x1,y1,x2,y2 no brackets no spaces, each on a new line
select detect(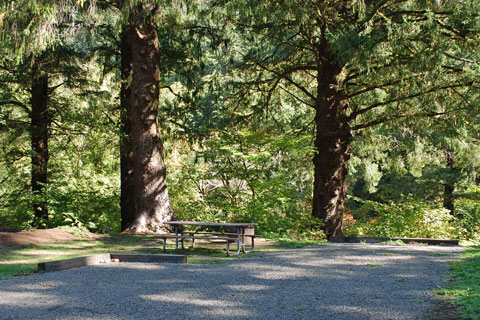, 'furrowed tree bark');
311,57,352,239
31,60,49,225
125,3,174,233
120,23,136,231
